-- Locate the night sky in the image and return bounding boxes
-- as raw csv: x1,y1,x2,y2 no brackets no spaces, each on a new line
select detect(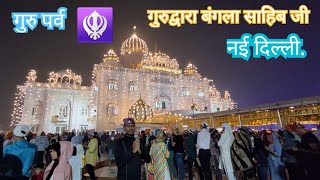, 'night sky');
0,0,319,130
